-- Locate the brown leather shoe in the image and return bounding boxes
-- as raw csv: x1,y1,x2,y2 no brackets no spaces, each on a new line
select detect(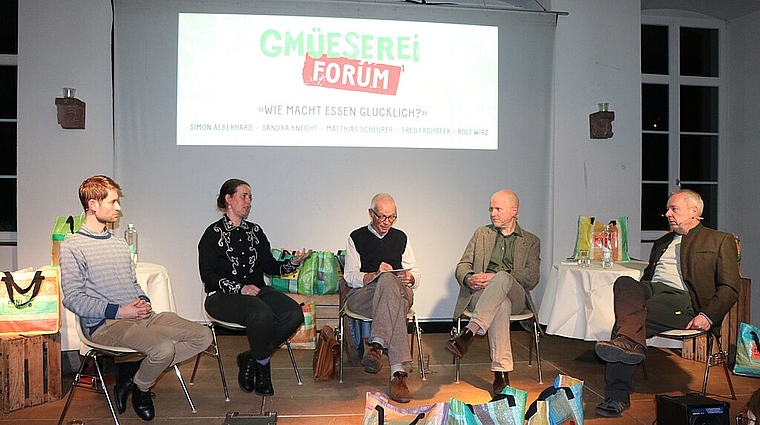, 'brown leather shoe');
361,342,383,374
445,328,474,357
595,335,646,364
389,371,411,403
492,371,510,397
